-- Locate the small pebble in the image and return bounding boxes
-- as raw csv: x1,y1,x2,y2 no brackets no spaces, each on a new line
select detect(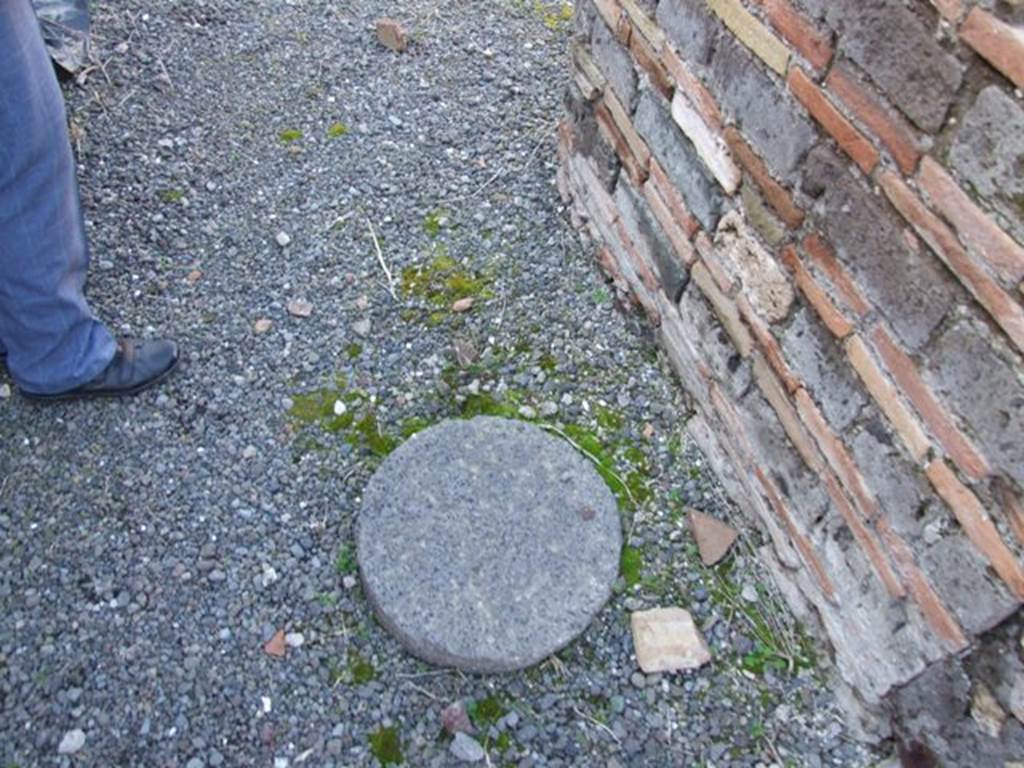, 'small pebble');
58,729,86,755
275,231,291,247
450,732,485,763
